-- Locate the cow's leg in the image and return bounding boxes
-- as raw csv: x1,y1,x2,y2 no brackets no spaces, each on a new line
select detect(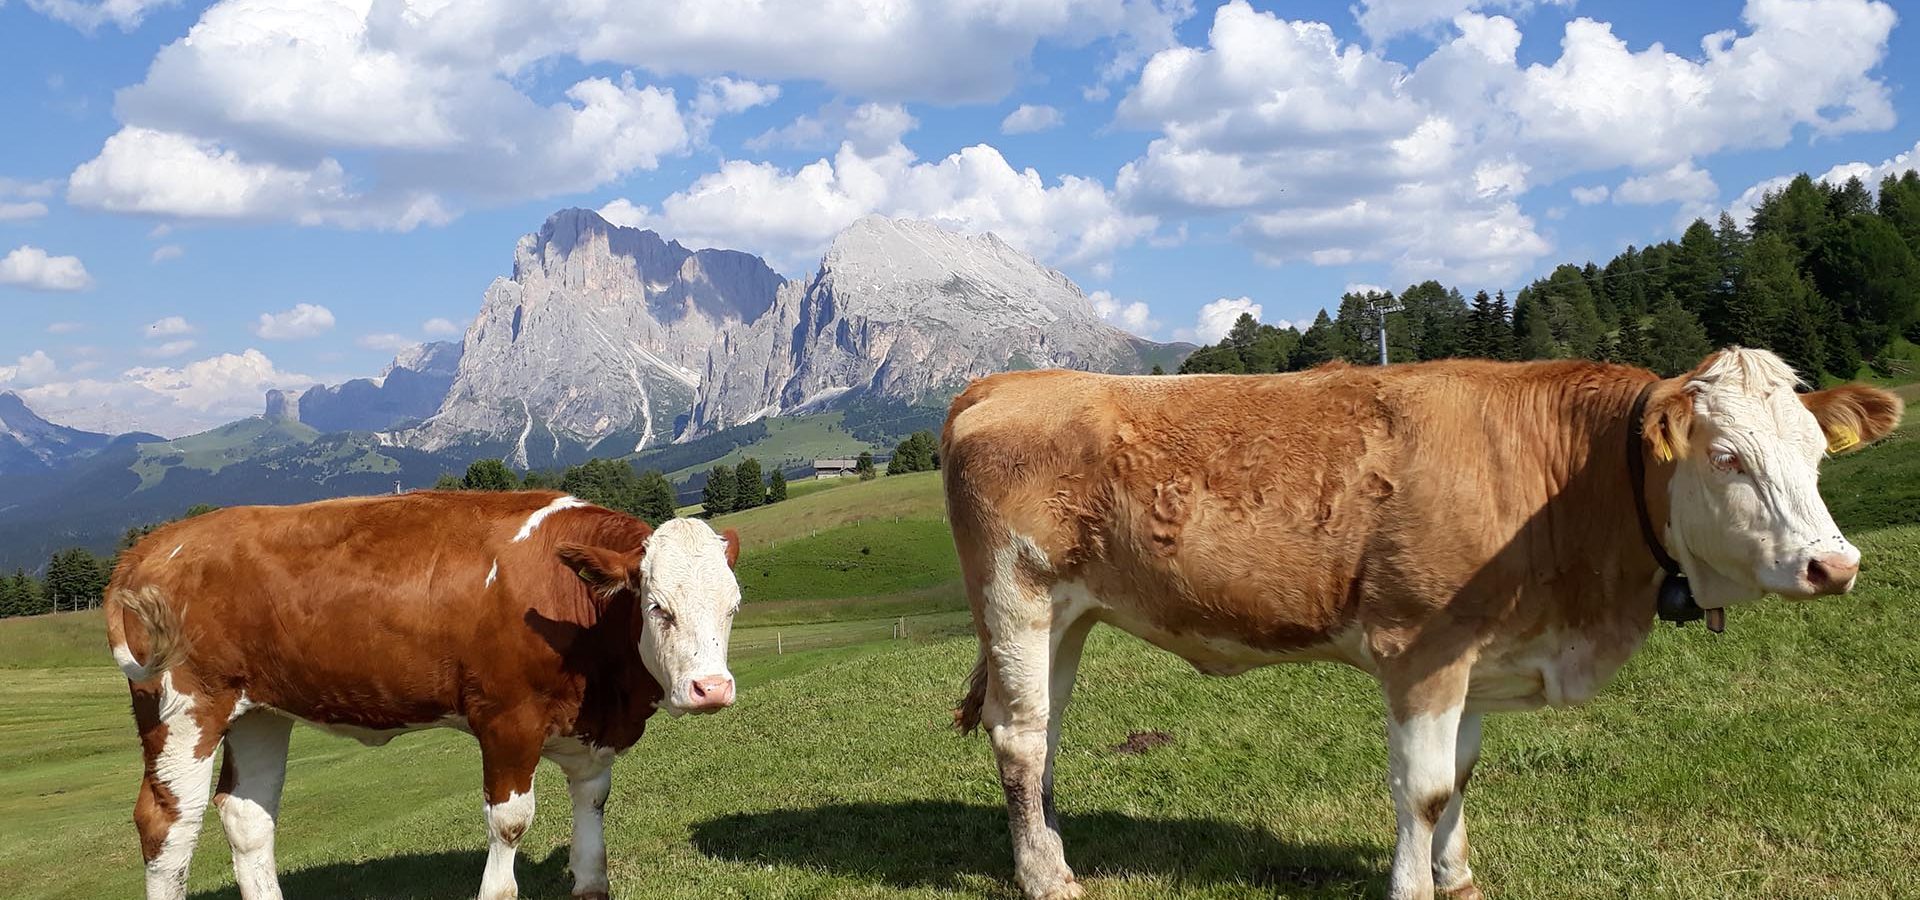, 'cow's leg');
215,711,294,900
133,682,227,900
476,726,542,900
980,565,1081,900
545,744,614,900
1381,666,1470,900
1431,712,1484,899
1041,613,1096,835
